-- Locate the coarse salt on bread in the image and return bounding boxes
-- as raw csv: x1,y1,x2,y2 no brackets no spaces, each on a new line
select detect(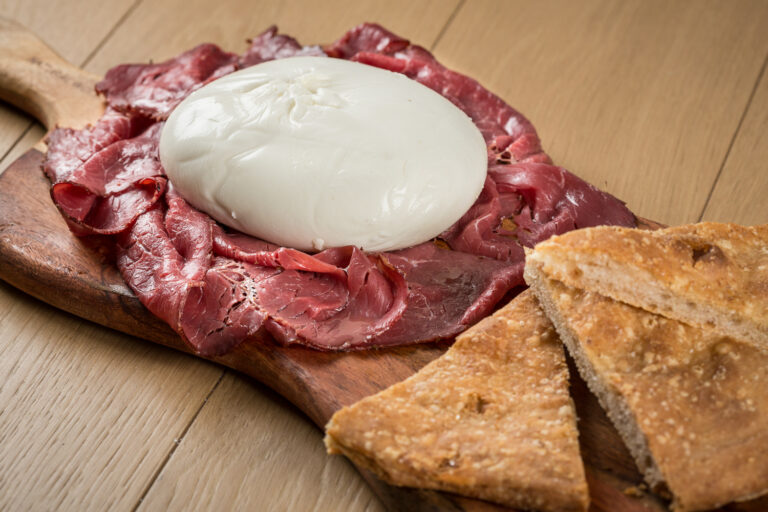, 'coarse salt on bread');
324,290,589,512
525,222,768,349
525,268,768,511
